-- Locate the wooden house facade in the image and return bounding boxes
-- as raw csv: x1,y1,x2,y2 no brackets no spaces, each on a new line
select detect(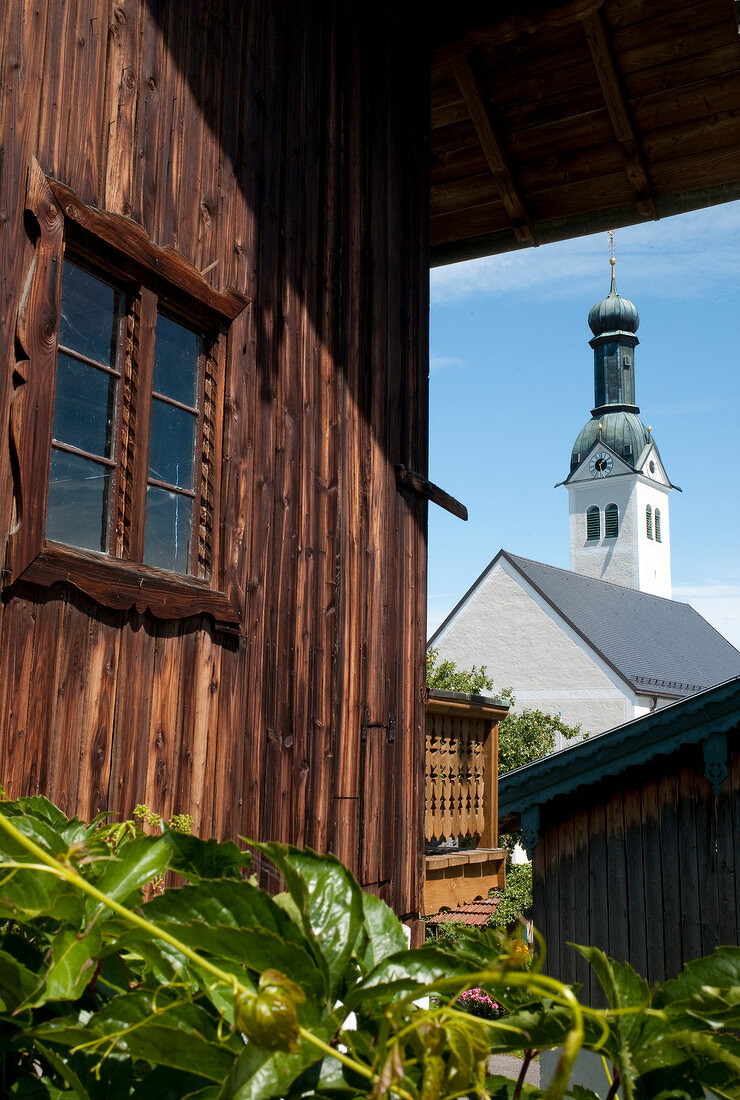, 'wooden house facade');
0,0,431,919
498,679,740,1004
2,0,740,925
